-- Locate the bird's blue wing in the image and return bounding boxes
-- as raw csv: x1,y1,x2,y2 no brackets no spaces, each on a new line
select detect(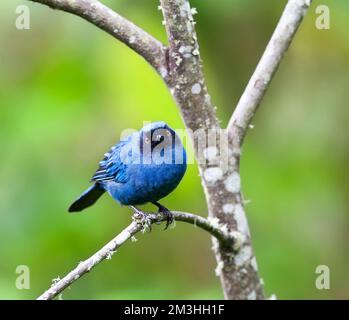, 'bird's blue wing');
91,140,130,184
